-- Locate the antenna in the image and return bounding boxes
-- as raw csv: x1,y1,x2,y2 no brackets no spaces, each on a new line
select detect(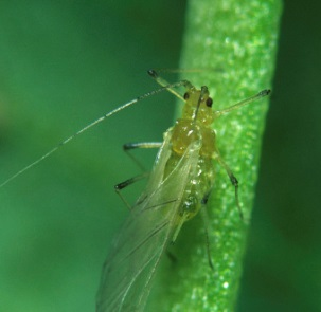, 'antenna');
0,81,185,188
